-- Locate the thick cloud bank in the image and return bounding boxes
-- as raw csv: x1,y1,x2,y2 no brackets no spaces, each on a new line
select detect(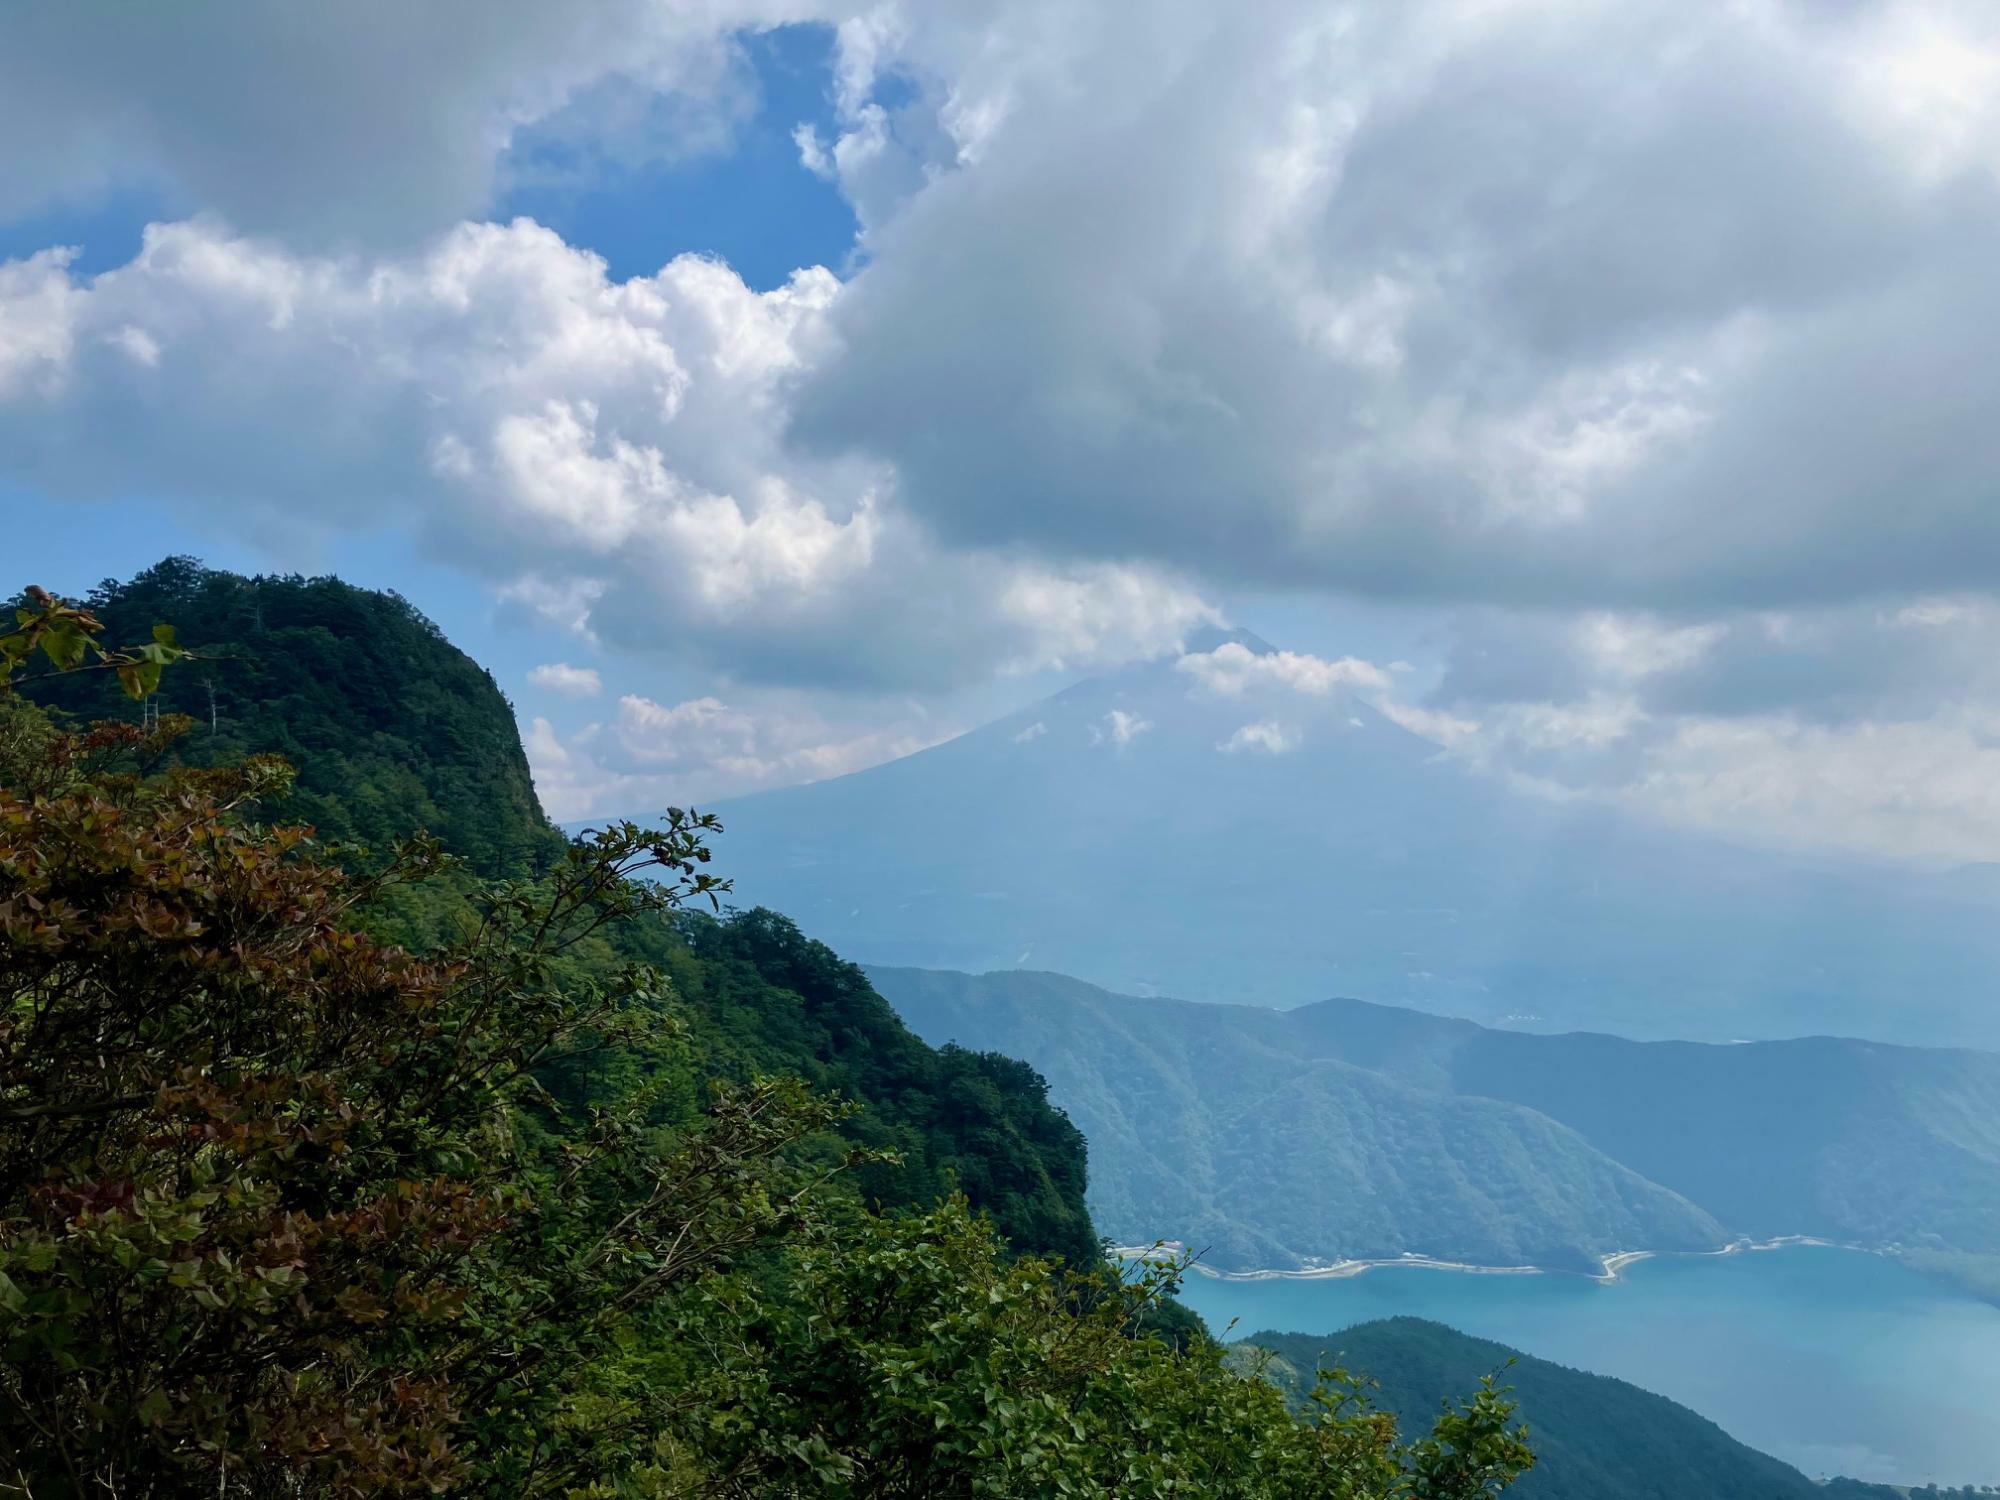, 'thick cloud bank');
0,218,1211,689
793,0,2000,611
4,0,2000,855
